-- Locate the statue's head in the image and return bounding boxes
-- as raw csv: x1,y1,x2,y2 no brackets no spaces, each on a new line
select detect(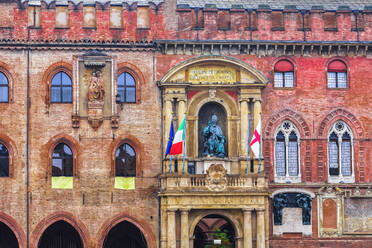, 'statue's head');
211,114,218,124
